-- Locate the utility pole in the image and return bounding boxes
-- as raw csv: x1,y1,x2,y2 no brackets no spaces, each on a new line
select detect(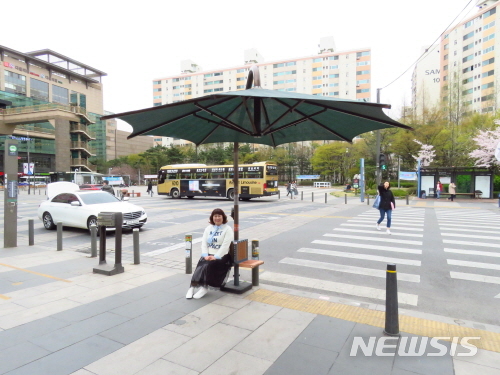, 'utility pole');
27,131,31,195
375,89,382,186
